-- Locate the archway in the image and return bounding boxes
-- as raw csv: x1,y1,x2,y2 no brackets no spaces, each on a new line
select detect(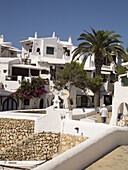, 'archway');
77,95,92,108
39,98,44,109
117,102,128,116
2,98,17,111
